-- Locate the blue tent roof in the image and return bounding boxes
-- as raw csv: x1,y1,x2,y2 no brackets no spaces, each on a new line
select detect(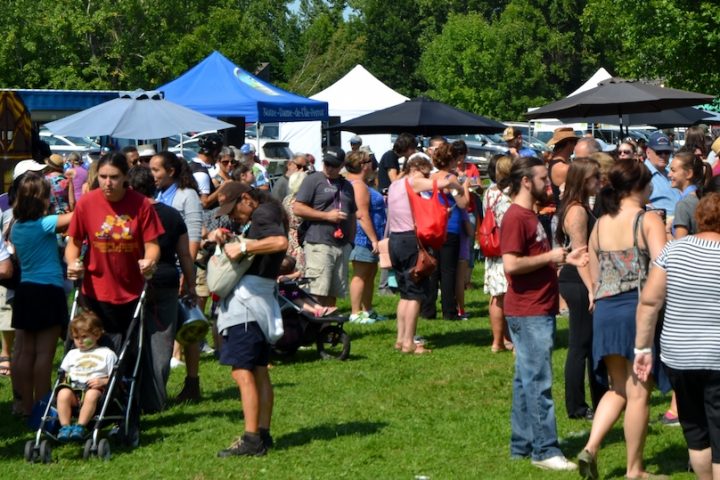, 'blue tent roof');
158,51,328,123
